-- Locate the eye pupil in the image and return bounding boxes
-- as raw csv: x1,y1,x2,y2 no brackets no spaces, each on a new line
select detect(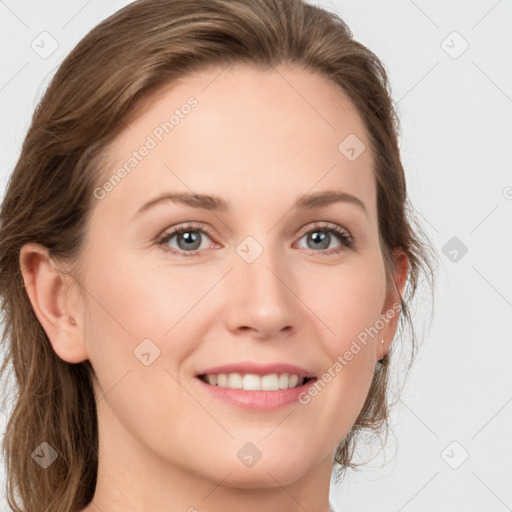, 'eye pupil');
178,231,201,251
309,231,330,250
